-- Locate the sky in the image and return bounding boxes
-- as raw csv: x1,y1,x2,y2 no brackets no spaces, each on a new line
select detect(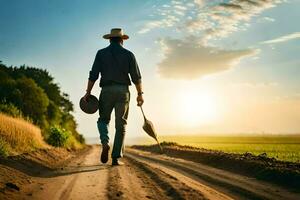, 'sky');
0,0,300,142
